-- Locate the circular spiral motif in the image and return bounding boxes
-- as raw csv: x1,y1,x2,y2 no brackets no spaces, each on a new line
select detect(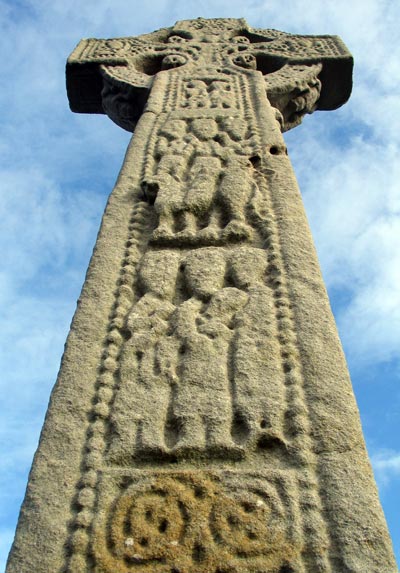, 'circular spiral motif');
99,473,297,572
162,54,188,70
232,36,251,44
110,477,193,562
211,496,271,555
